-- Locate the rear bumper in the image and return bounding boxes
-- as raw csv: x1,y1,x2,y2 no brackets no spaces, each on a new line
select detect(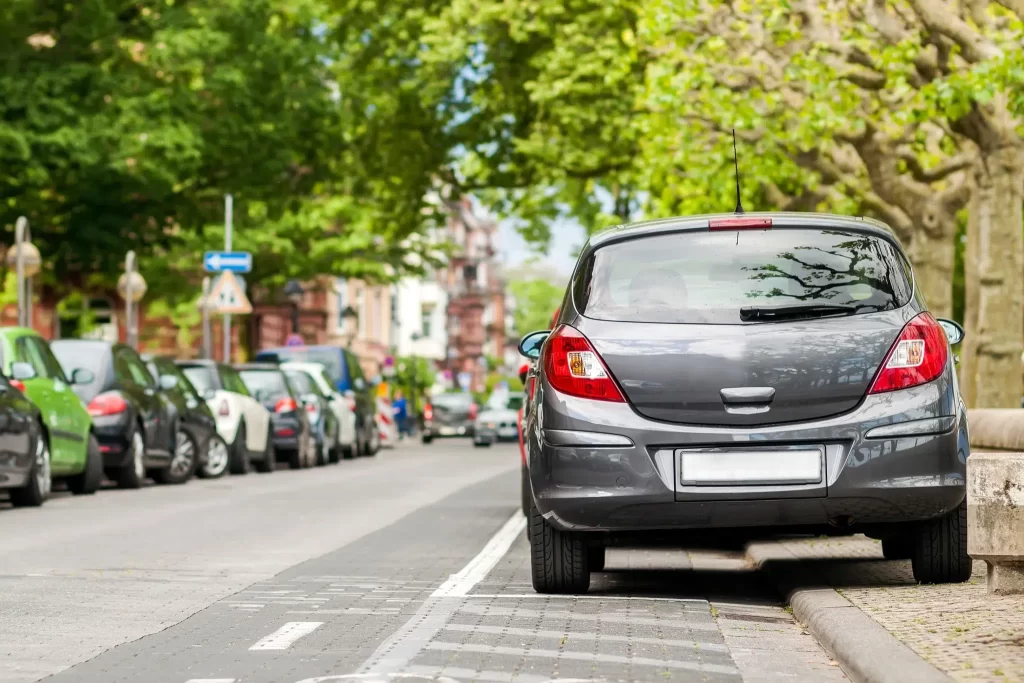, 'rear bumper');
271,415,303,451
528,372,968,534
422,421,474,438
92,414,135,468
